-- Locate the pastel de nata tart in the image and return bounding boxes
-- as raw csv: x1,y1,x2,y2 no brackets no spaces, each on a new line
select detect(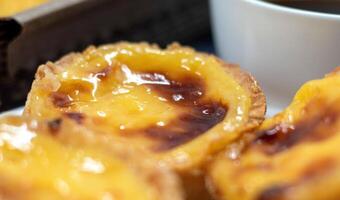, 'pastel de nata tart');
208,69,340,200
25,42,266,172
0,116,183,200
